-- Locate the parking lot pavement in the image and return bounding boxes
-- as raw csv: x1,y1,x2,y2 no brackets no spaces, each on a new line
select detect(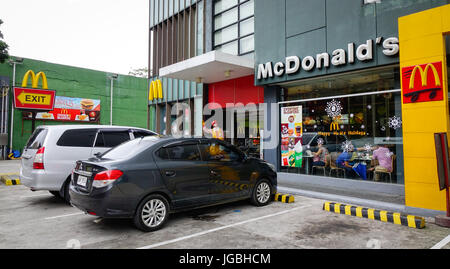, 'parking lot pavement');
0,182,449,249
